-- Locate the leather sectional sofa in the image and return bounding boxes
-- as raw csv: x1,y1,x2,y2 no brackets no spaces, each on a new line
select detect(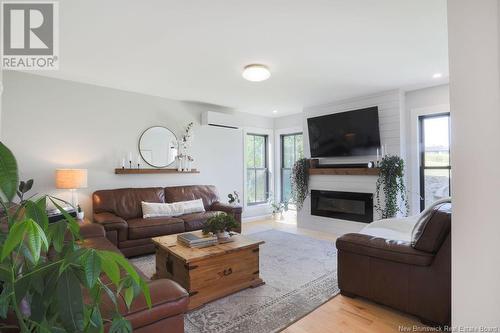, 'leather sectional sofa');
336,203,451,326
92,185,242,257
79,221,189,333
